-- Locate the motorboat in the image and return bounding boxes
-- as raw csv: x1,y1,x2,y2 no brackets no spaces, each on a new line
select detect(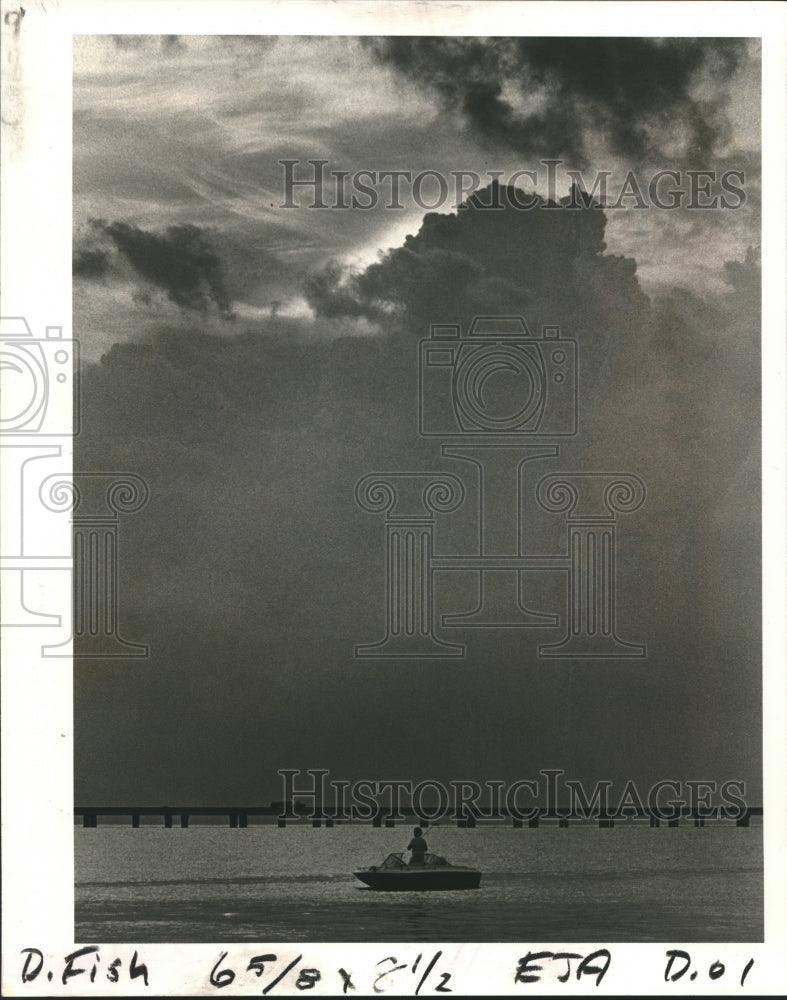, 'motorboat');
353,851,481,891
